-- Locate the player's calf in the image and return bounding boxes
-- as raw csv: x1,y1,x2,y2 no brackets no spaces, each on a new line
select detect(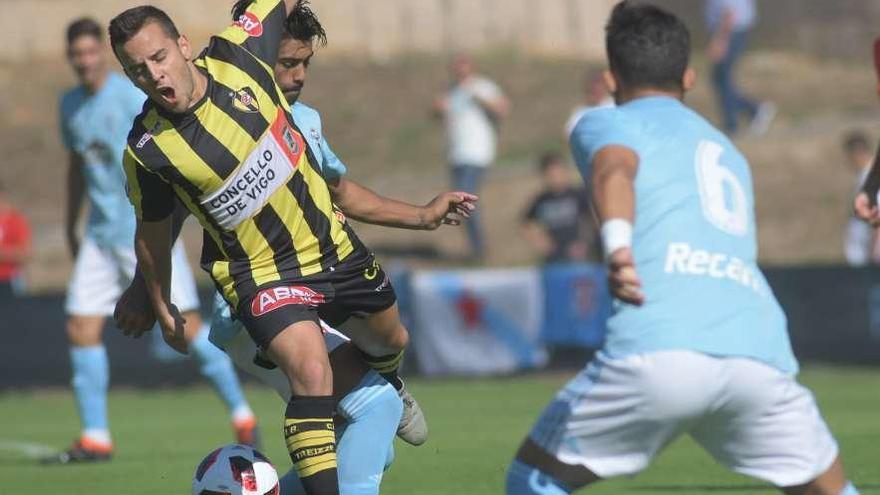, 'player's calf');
265,321,339,495
508,438,598,493
782,457,859,495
